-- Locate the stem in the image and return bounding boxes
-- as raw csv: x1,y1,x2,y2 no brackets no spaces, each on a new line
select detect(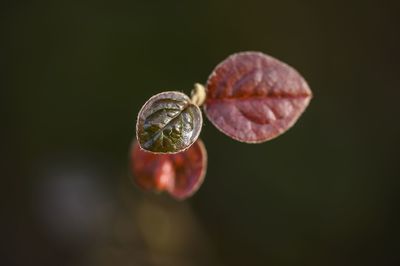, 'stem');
191,83,207,107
